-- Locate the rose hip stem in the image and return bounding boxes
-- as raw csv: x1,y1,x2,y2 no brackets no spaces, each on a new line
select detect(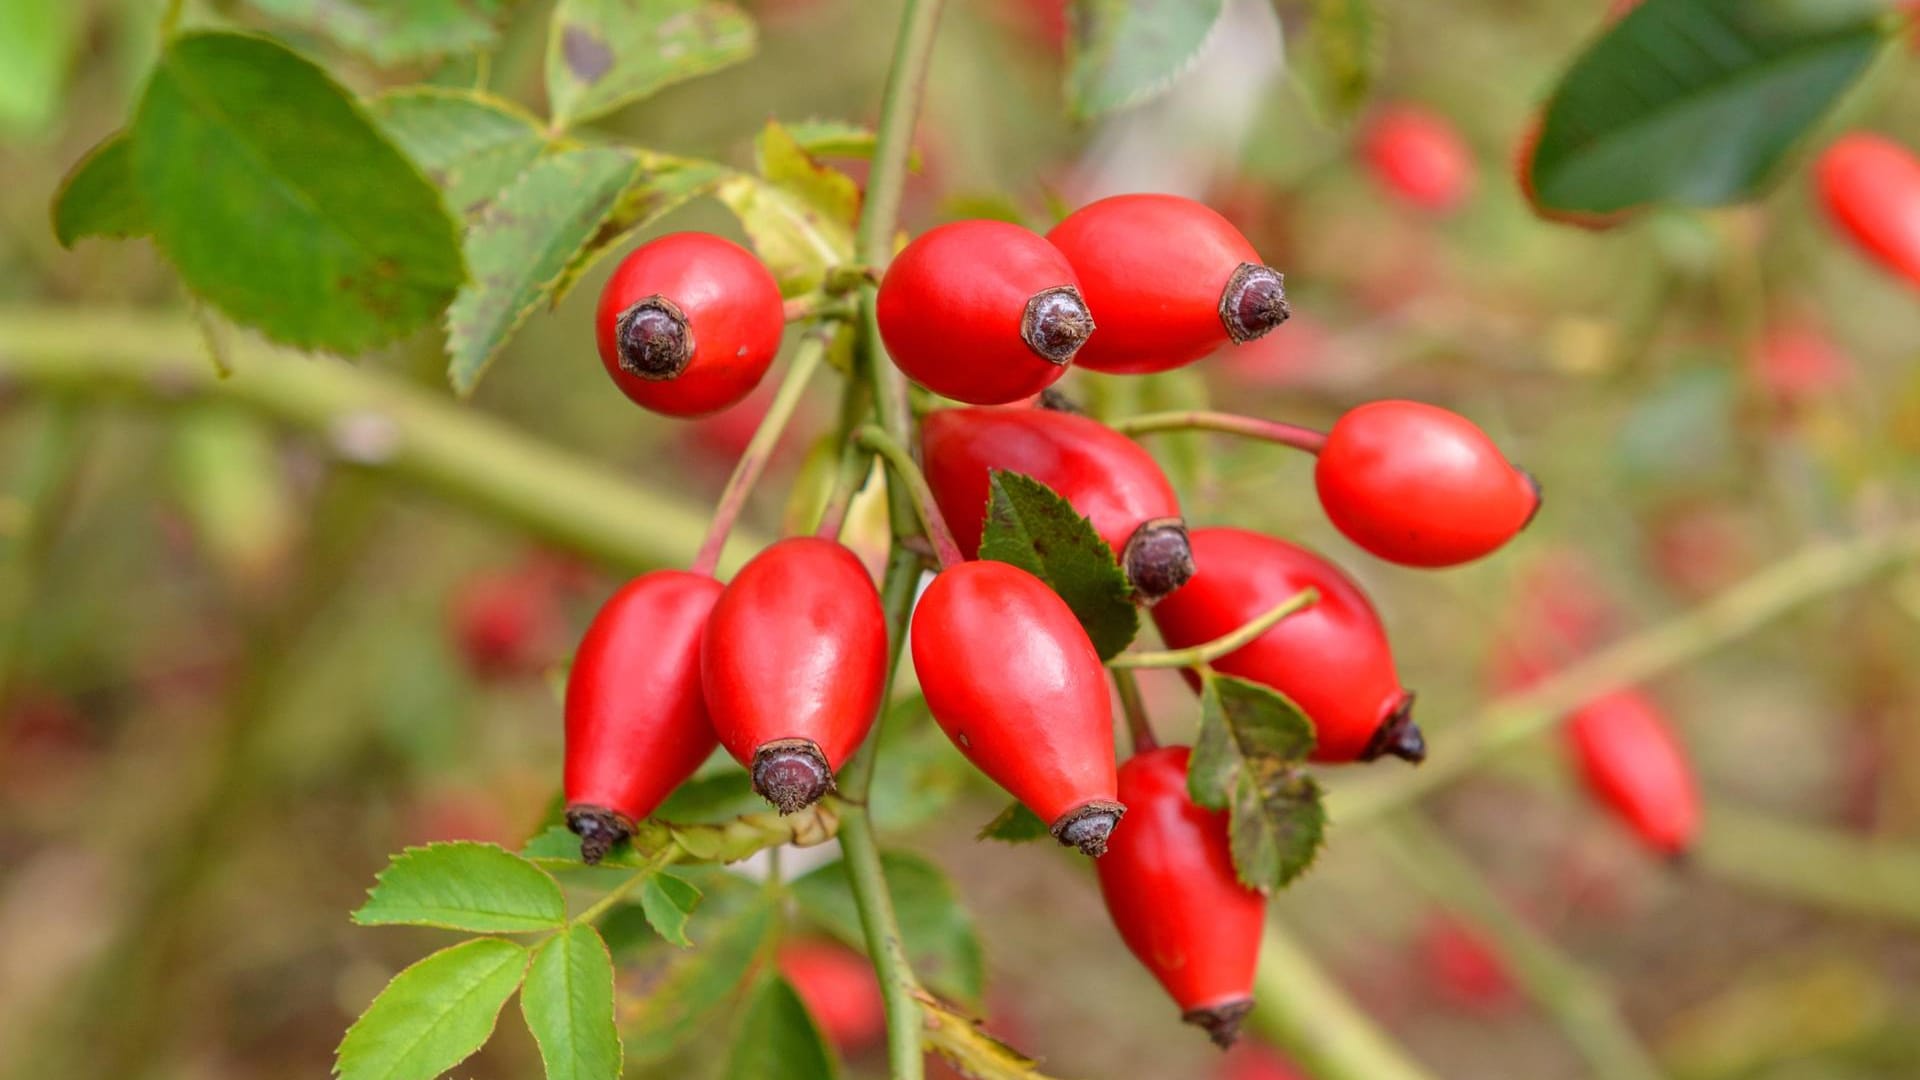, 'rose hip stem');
852,424,965,568
1111,667,1159,753
689,330,832,577
1111,410,1328,454
1108,587,1319,669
